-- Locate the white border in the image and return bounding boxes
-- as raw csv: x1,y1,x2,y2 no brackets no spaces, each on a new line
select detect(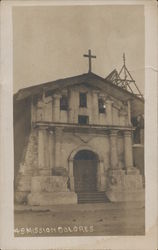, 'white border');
0,1,157,249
